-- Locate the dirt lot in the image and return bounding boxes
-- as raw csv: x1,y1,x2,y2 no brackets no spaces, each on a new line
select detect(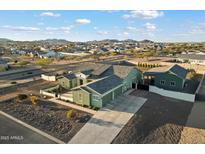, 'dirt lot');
0,97,91,142
179,102,205,144
112,90,193,144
